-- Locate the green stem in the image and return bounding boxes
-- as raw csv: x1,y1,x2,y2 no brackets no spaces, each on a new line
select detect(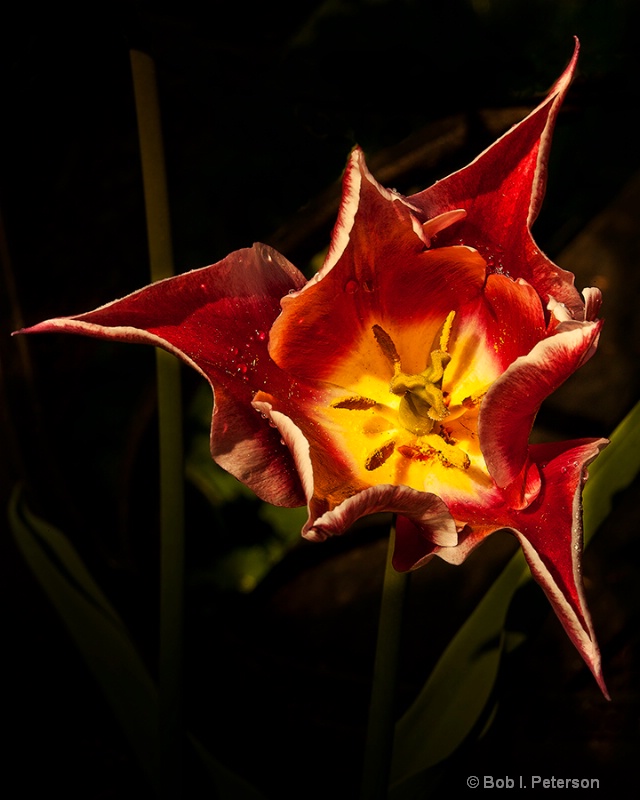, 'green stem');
130,49,185,798
360,518,410,800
